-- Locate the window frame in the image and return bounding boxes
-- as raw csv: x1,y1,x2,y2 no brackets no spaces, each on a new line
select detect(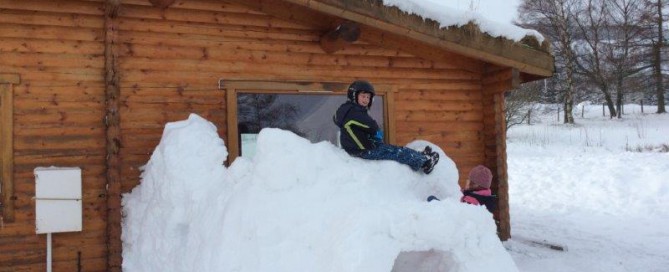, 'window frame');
1,73,20,222
220,80,397,163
